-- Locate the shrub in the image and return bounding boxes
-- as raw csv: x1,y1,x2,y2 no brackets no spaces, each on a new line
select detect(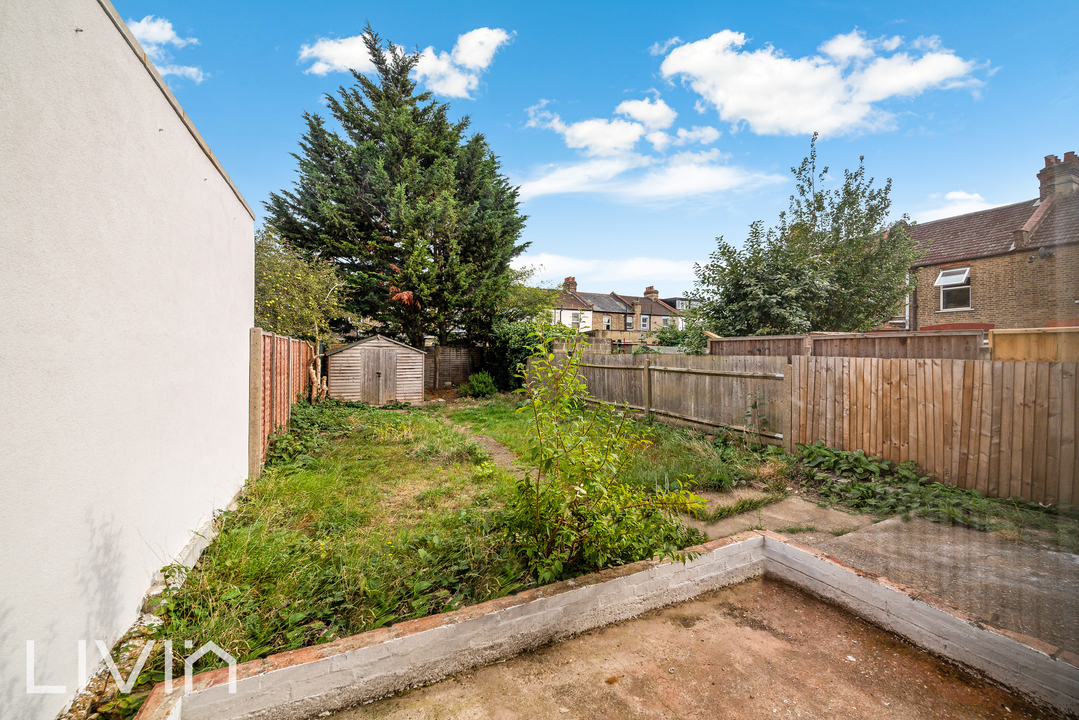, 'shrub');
460,370,497,398
486,320,576,391
504,328,705,583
